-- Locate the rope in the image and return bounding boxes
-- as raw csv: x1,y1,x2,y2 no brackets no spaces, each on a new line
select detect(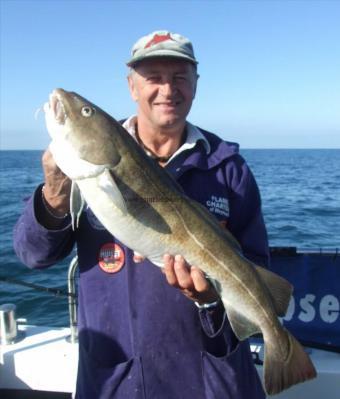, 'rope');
0,276,76,298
